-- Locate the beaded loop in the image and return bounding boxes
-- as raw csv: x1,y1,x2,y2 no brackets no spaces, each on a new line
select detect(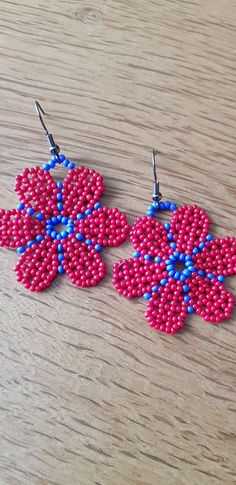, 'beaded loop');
113,201,236,334
0,156,130,291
